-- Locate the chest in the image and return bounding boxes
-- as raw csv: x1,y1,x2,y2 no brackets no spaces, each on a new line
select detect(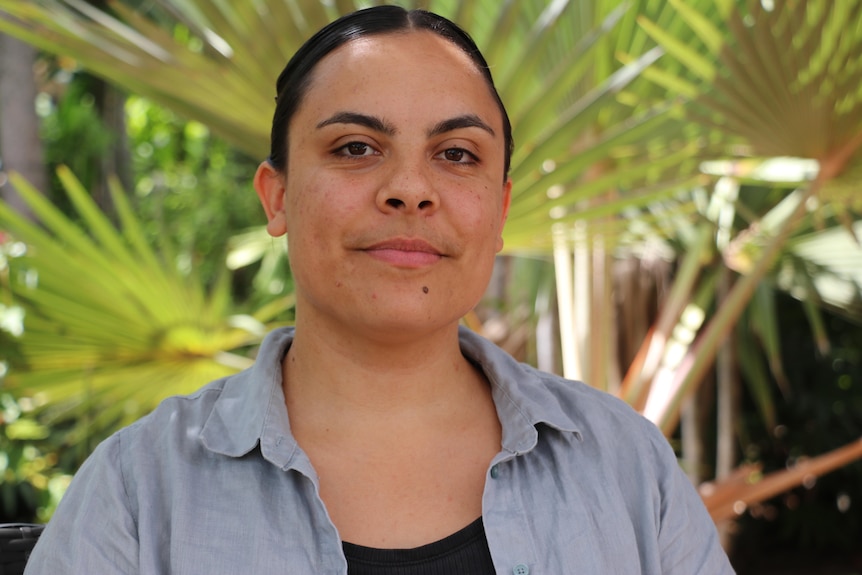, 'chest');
306,429,499,548
131,437,661,575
